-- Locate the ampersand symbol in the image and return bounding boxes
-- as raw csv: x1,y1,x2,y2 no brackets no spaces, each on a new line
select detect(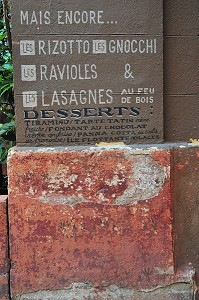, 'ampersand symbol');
124,64,134,79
